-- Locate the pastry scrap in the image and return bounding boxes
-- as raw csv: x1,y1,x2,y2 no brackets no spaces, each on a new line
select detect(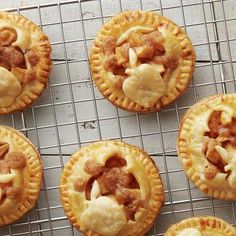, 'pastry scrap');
0,125,42,226
178,94,236,200
60,140,164,236
0,12,52,114
90,10,195,112
164,216,236,236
